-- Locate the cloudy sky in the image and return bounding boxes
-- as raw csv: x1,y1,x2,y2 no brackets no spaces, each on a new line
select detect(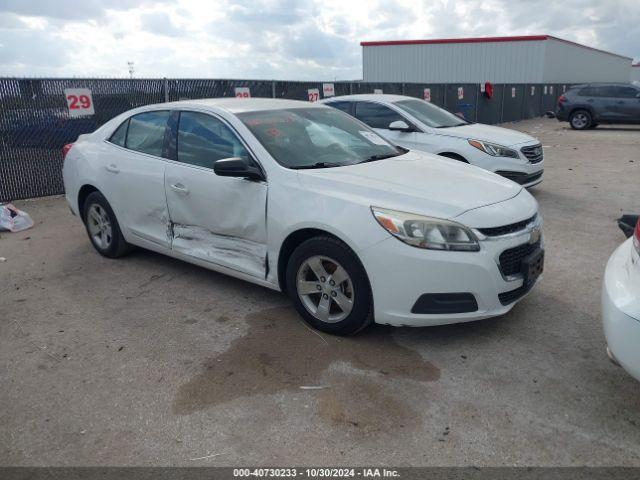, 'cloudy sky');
0,0,638,79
